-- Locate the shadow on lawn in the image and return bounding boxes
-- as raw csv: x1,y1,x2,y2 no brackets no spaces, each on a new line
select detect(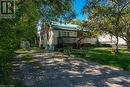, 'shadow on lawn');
13,52,130,87
71,48,130,71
